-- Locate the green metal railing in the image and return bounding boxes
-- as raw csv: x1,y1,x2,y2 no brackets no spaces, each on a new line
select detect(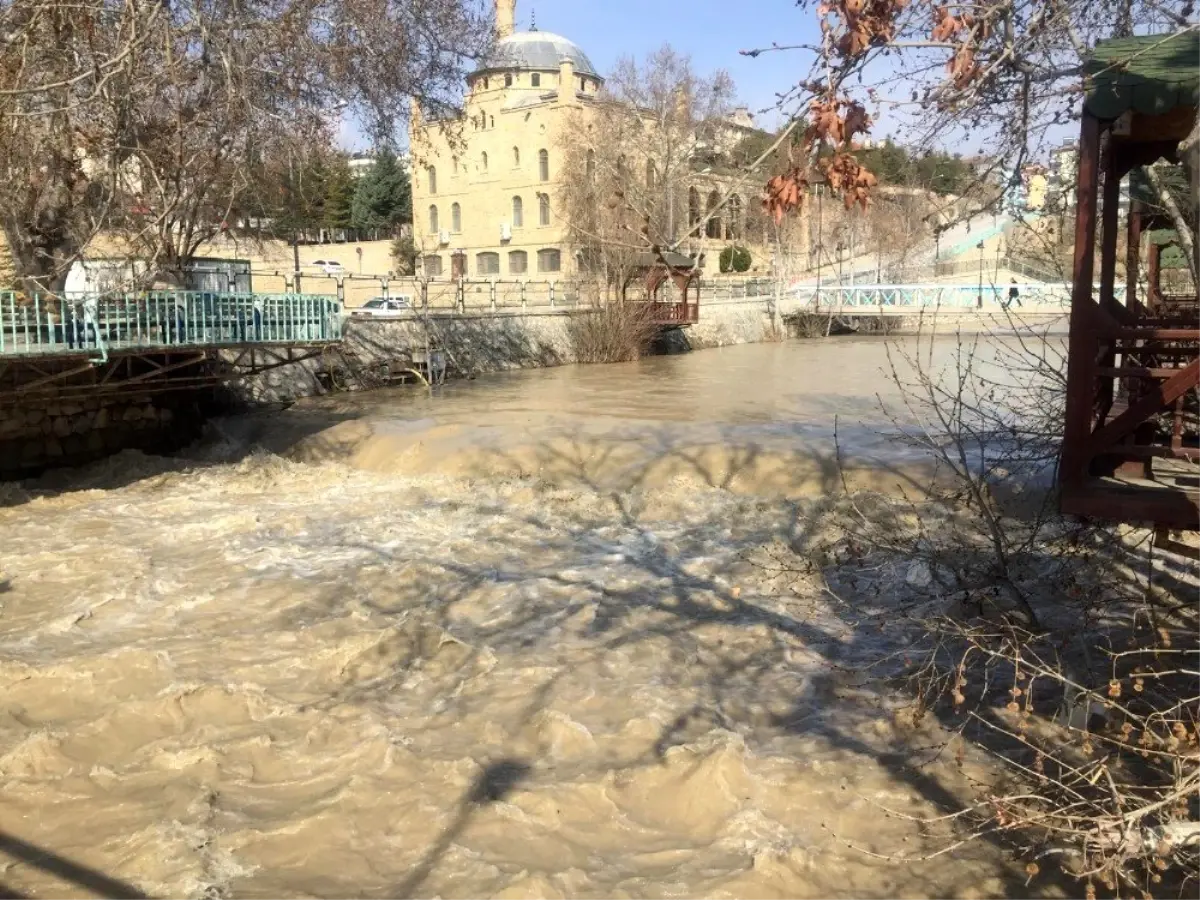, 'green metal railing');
0,291,342,360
